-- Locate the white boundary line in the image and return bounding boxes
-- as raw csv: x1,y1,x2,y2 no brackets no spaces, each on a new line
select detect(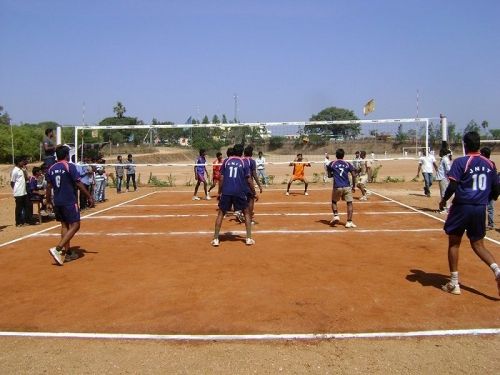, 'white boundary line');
370,191,500,246
0,191,158,249
85,211,418,220
36,228,442,237
0,328,498,341
125,201,393,207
